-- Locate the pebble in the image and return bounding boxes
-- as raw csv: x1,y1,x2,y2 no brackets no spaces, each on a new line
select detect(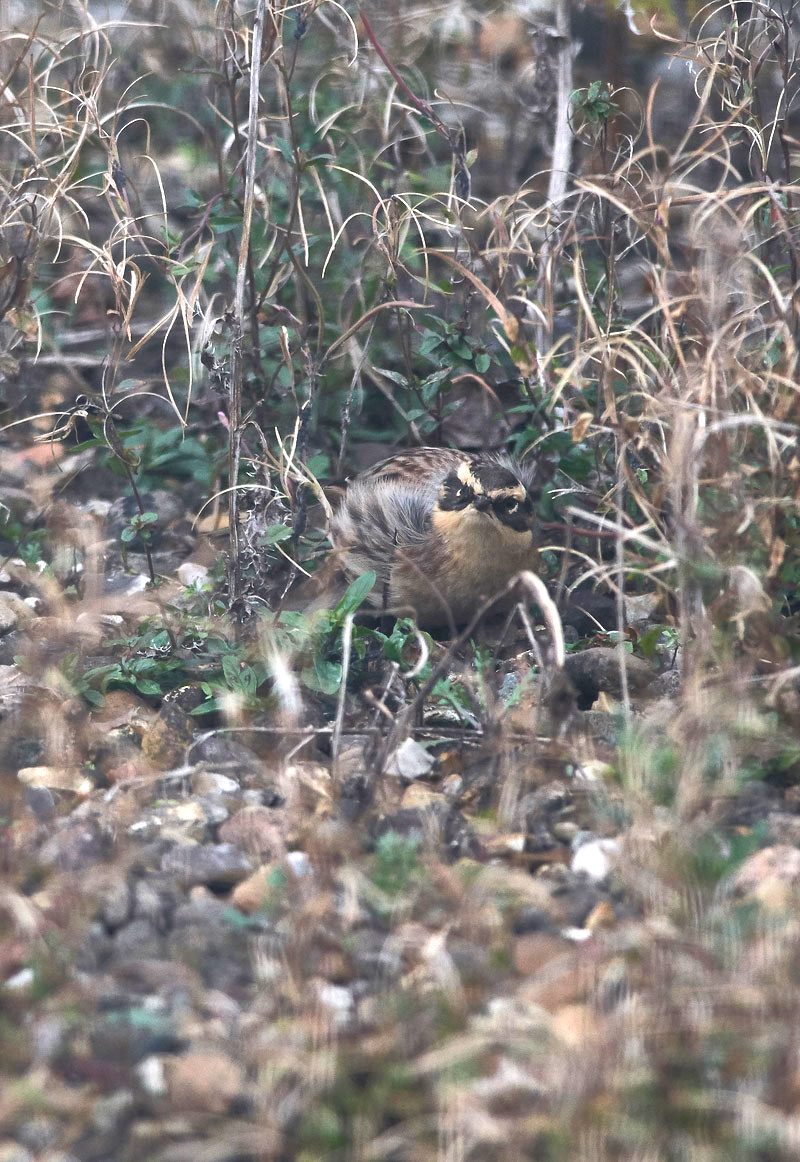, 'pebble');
230,864,277,914
177,561,210,588
17,766,92,794
218,805,286,860
136,1055,168,1097
385,738,435,781
166,1050,245,1114
4,967,35,991
552,820,580,843
160,843,252,888
286,850,311,877
193,771,241,796
571,838,619,882
0,591,37,634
